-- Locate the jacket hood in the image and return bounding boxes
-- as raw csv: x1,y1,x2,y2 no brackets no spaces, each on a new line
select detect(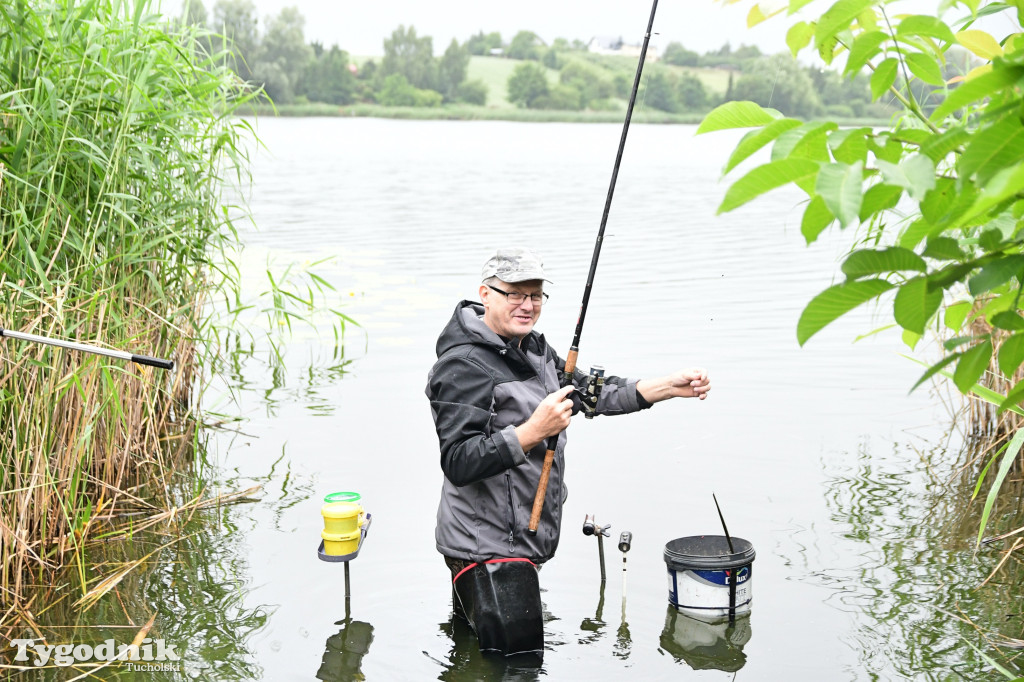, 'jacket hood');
435,300,510,358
